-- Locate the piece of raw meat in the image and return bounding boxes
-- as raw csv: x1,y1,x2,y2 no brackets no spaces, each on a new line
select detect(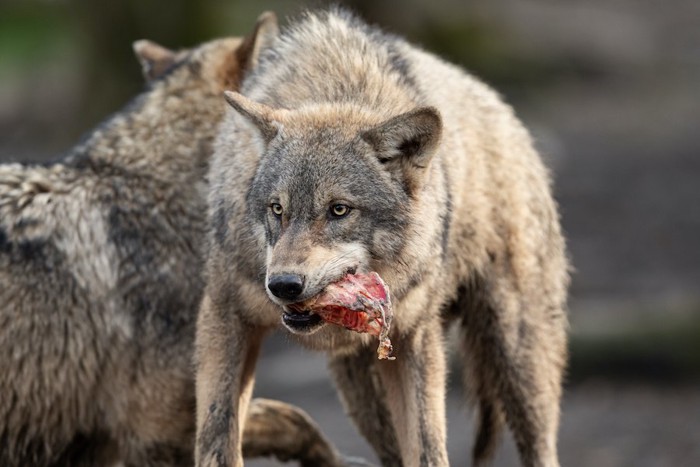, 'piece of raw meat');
288,272,395,360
